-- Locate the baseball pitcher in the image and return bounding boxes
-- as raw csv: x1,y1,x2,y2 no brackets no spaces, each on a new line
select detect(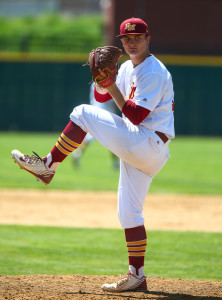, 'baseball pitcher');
12,17,175,292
